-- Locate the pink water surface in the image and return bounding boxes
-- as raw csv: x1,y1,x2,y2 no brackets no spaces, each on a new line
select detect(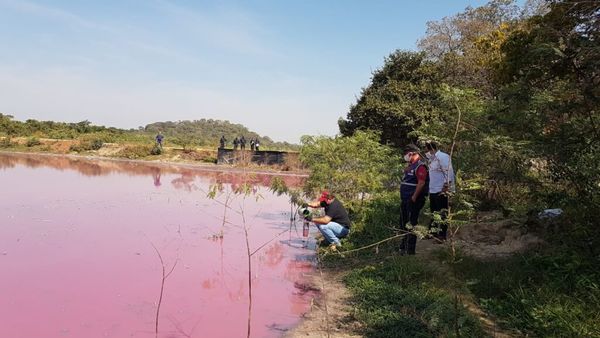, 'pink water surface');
0,153,316,338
